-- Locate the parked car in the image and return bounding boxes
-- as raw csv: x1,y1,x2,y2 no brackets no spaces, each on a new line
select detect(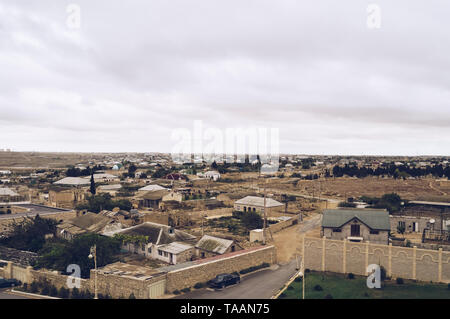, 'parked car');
207,273,240,289
0,278,21,288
